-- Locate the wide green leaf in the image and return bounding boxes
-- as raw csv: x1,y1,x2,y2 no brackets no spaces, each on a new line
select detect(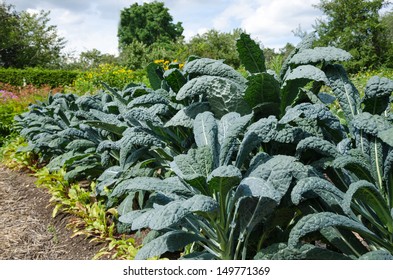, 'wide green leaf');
193,112,218,153
236,33,266,73
359,250,393,260
255,243,350,260
281,65,328,114
249,155,313,197
362,76,393,115
236,116,278,167
146,62,163,90
378,127,393,147
342,180,393,232
183,57,247,86
218,112,253,166
65,139,96,152
205,77,251,118
291,177,344,206
288,212,379,248
163,68,187,93
351,112,391,137
289,47,351,65
325,64,360,124
110,176,193,199
170,147,213,192
119,127,164,148
280,103,346,140
296,137,339,159
333,154,374,182
164,102,210,128
83,120,127,135
132,195,218,231
244,73,280,113
127,92,169,108
135,231,205,260
207,165,242,197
